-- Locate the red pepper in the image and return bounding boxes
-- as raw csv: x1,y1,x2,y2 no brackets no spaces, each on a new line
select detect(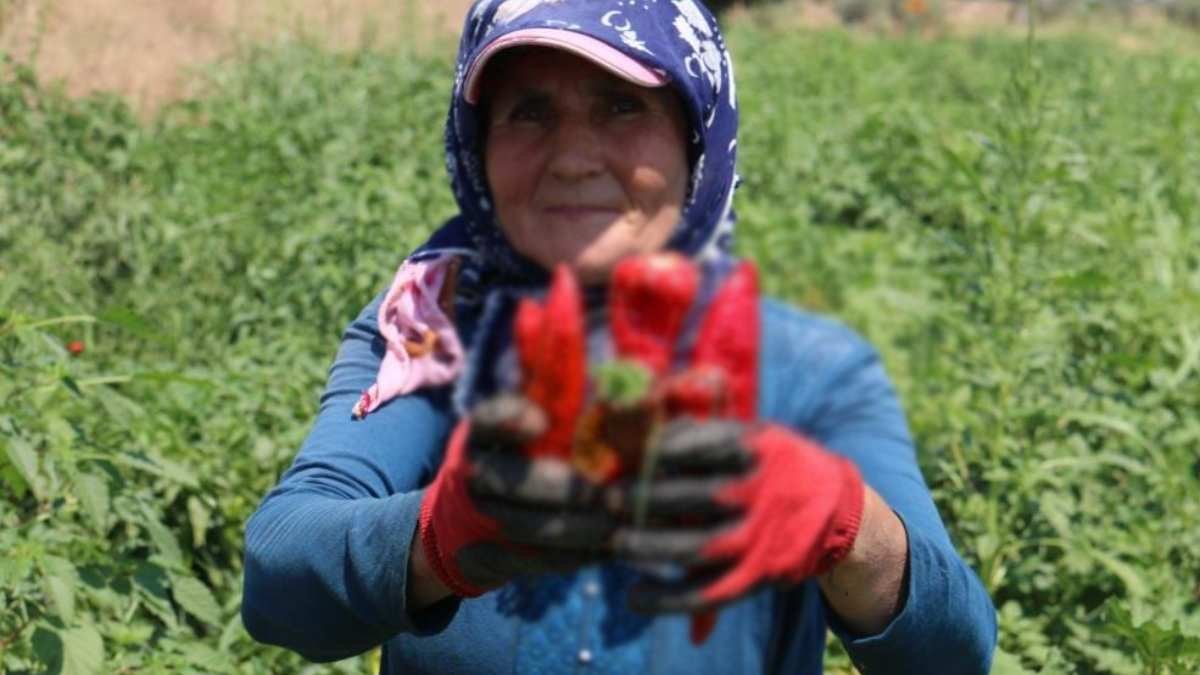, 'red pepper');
690,612,719,645
610,253,700,376
514,264,587,460
658,366,729,420
516,258,760,645
578,253,699,480
691,261,759,422
684,262,761,646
